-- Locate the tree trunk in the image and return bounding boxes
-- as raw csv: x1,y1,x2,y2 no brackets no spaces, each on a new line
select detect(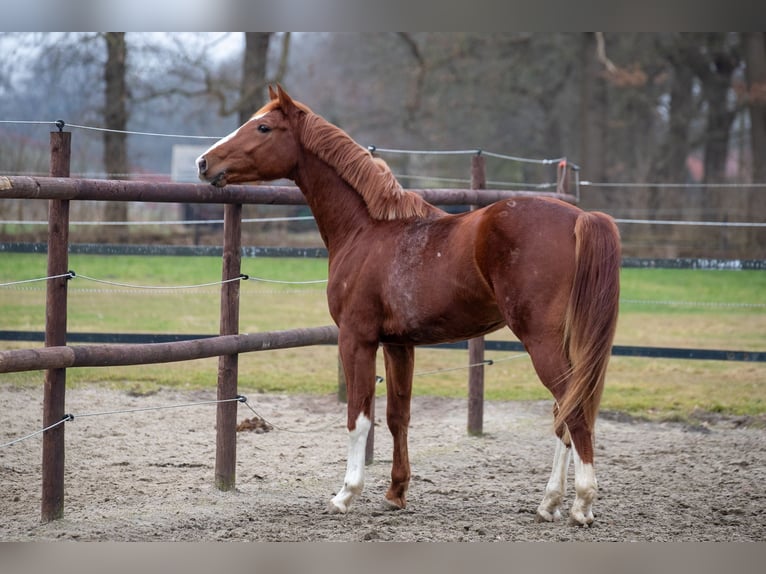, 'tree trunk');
702,80,737,185
743,32,766,255
579,33,608,210
744,32,766,183
102,32,129,239
237,33,273,231
655,56,694,184
239,33,272,125
695,34,740,184
691,34,742,258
